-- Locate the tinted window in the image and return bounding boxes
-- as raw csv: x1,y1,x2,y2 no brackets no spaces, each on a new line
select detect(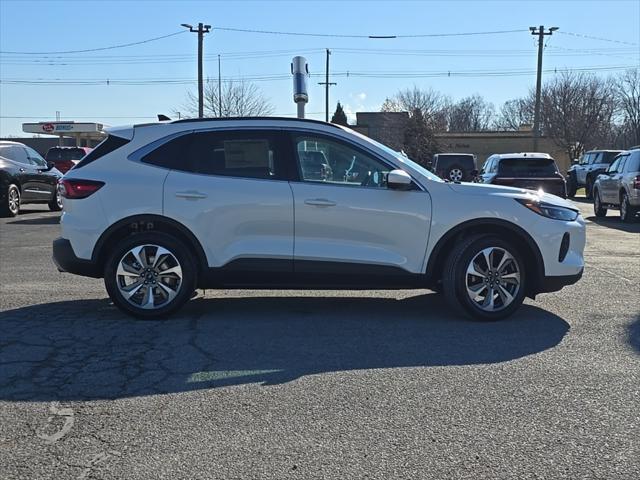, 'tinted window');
601,151,623,165
2,146,30,164
142,130,284,180
24,146,46,167
607,157,621,173
46,148,87,162
435,155,475,169
294,134,392,188
590,152,602,165
75,135,130,170
498,158,558,176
